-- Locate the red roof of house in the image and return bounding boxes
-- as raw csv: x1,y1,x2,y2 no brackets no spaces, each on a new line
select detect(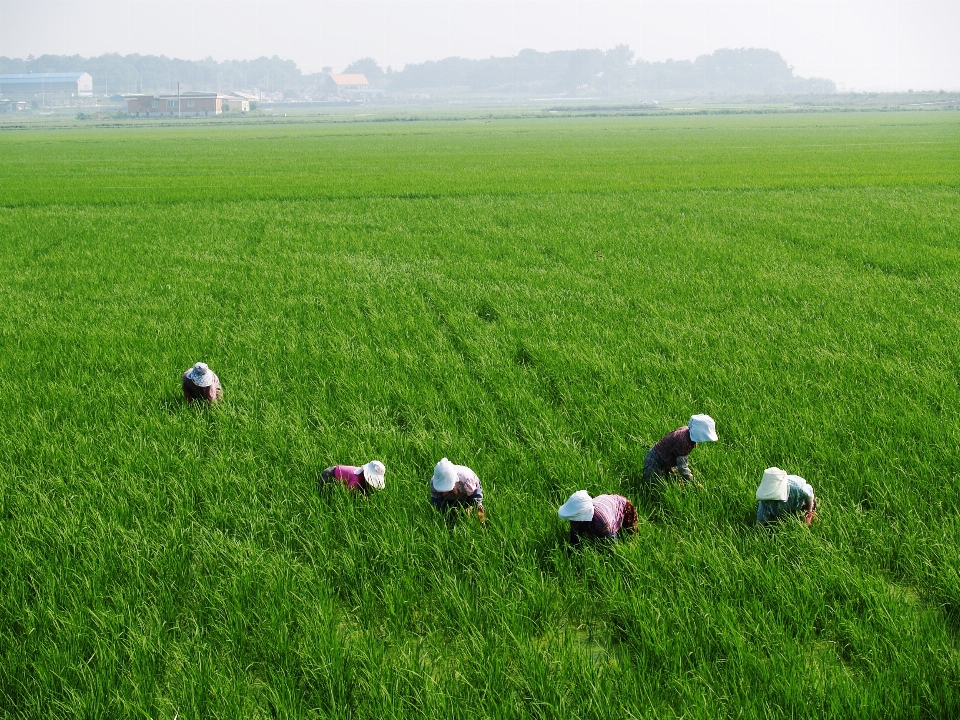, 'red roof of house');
329,74,369,86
